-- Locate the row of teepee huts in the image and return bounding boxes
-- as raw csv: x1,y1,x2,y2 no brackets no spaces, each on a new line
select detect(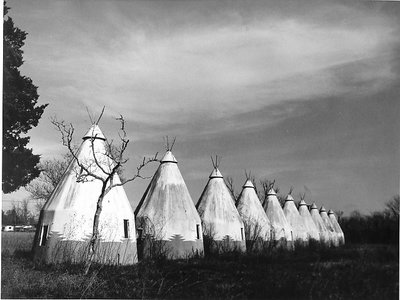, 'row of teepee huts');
32,124,344,265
